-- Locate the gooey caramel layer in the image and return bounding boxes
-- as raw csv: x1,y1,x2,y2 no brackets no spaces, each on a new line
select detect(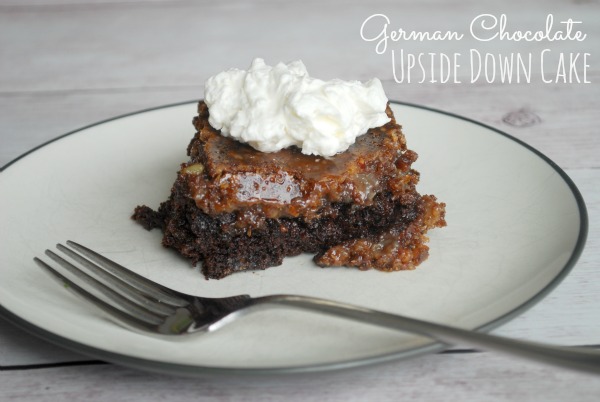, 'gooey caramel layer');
184,102,420,227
